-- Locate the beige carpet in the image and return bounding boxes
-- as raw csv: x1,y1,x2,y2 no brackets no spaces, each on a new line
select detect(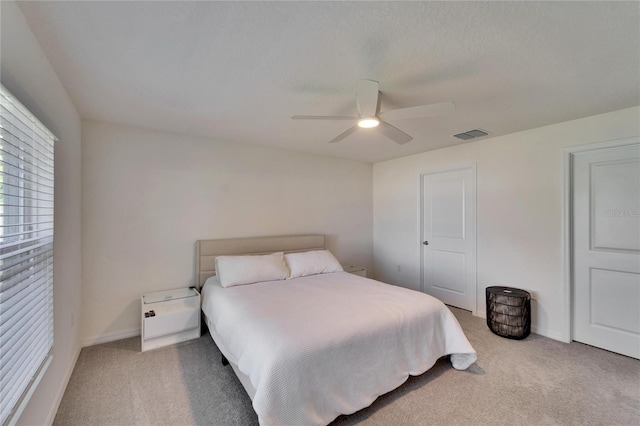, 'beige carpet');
54,308,640,425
